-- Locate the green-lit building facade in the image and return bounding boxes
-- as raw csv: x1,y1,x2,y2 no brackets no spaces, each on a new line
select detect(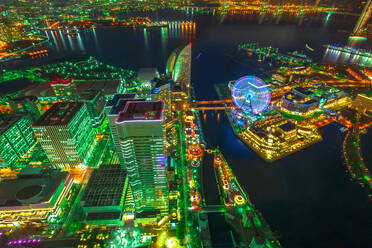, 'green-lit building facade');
0,115,36,169
80,90,106,128
114,101,168,214
80,164,130,226
32,102,95,170
9,96,41,123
